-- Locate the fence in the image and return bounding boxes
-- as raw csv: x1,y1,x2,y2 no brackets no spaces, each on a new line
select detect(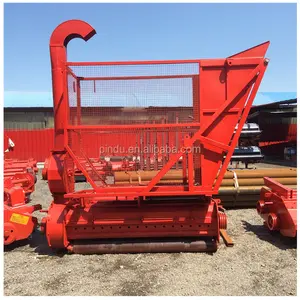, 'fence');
4,123,297,163
4,129,54,162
